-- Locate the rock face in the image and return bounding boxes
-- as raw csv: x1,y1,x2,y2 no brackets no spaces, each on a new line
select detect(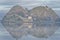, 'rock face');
1,5,29,39
28,6,59,38
1,5,60,39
